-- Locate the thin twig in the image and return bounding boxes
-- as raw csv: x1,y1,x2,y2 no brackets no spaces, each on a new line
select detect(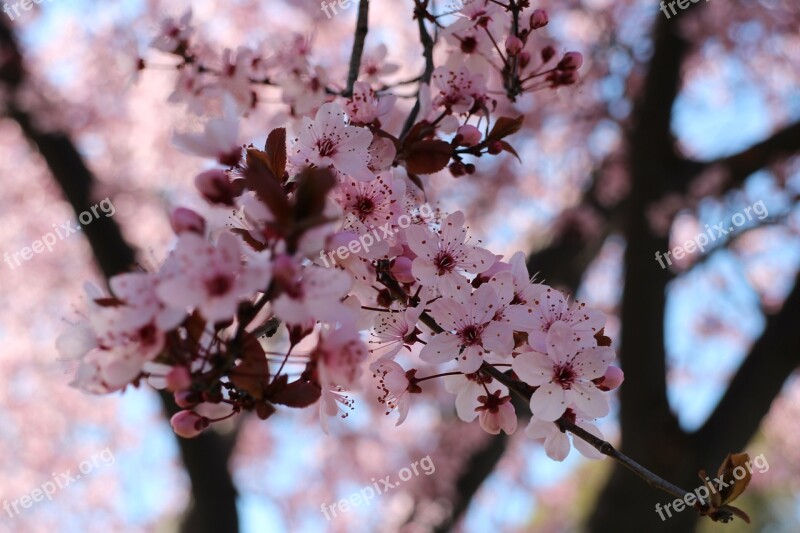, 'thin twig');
344,0,370,97
400,0,436,139
482,365,691,500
